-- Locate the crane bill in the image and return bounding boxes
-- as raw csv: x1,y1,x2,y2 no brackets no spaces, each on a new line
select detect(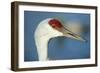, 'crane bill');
62,27,86,42
64,32,86,42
